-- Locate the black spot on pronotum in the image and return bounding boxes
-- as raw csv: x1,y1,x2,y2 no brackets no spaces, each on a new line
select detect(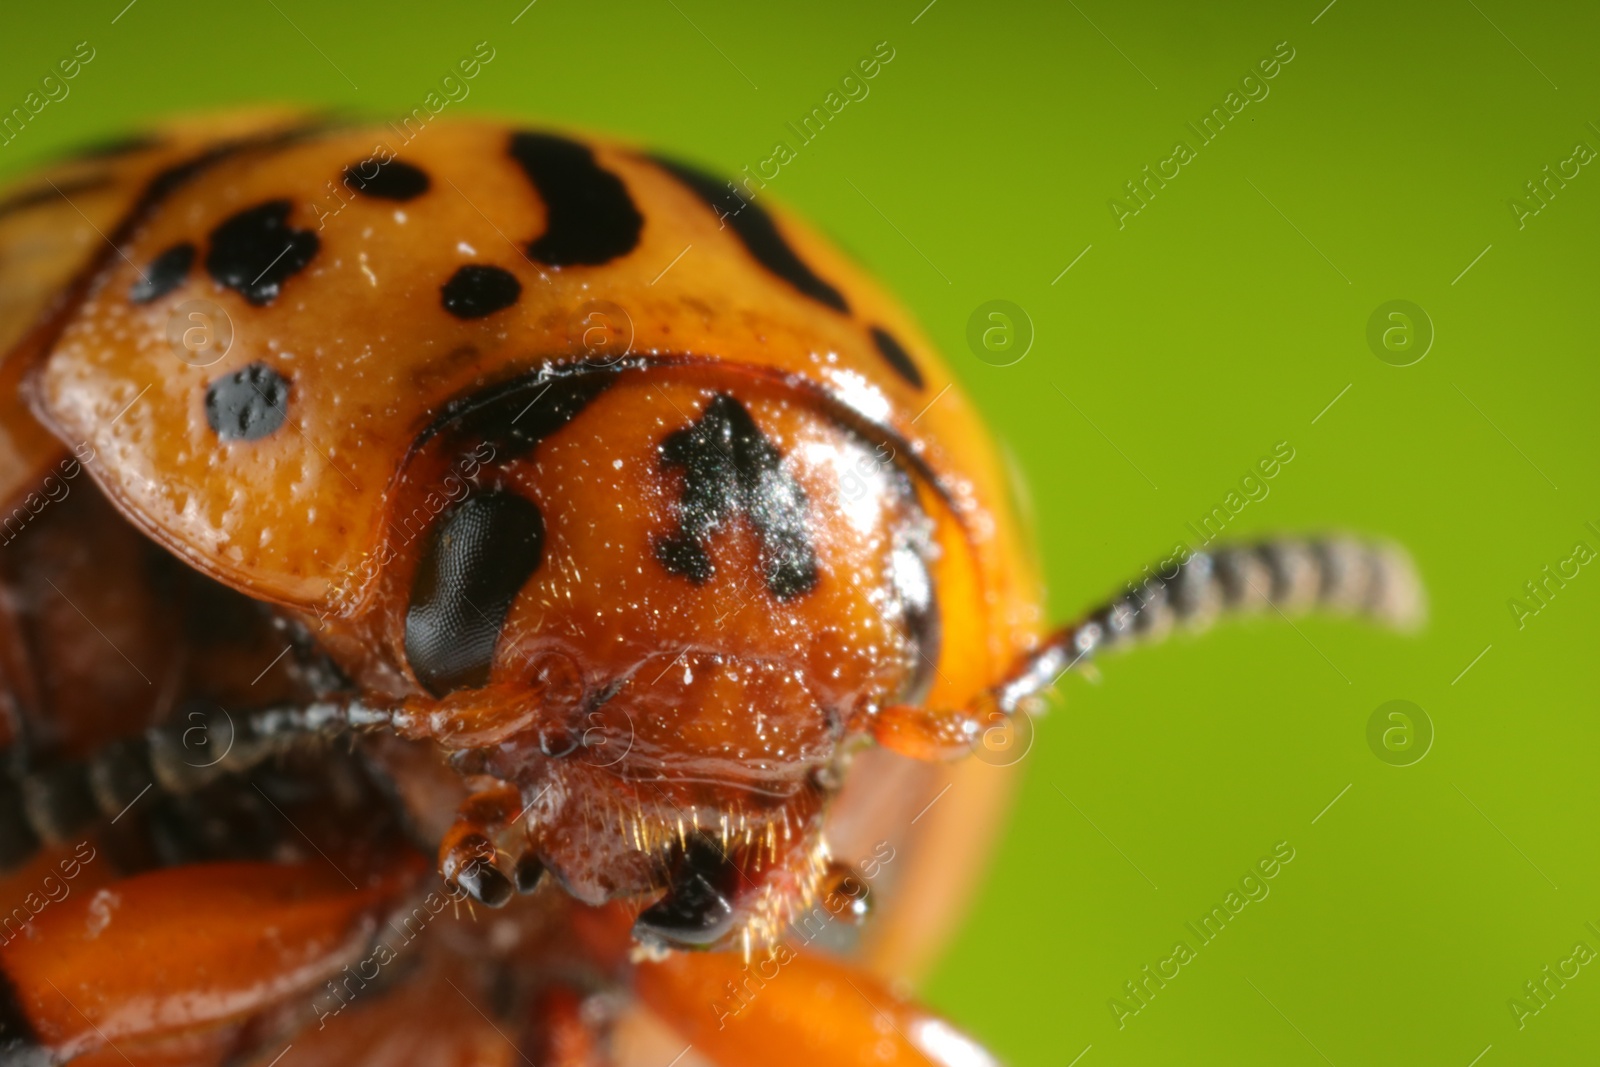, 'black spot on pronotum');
205,362,289,440
509,132,643,266
405,491,546,697
343,158,430,201
654,393,818,600
870,326,925,390
651,155,849,313
441,264,522,319
205,199,319,306
428,371,616,460
0,968,45,1067
130,243,196,304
